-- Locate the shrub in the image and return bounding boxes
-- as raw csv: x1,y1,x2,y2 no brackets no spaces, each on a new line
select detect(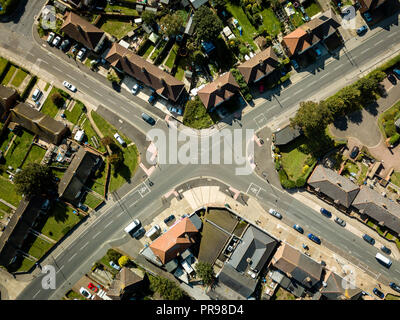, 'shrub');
384,120,397,137
107,249,122,263
295,177,306,187
51,92,64,107
275,160,281,171
302,164,310,174
118,255,130,267
389,133,400,146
